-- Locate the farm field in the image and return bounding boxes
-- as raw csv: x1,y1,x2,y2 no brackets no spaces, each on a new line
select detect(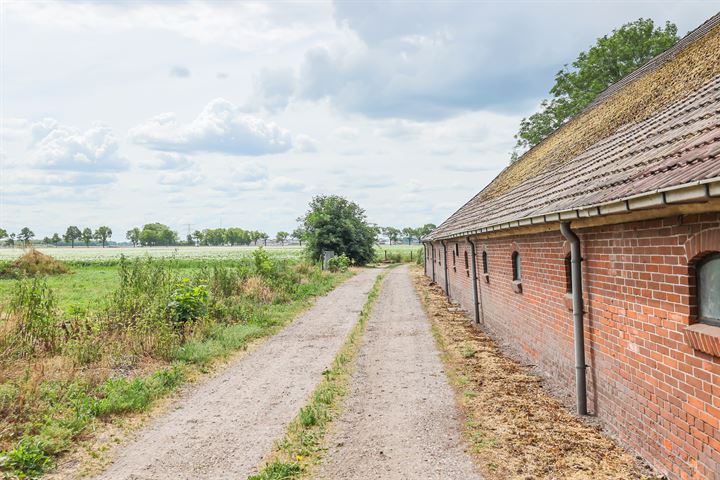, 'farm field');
0,244,422,263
